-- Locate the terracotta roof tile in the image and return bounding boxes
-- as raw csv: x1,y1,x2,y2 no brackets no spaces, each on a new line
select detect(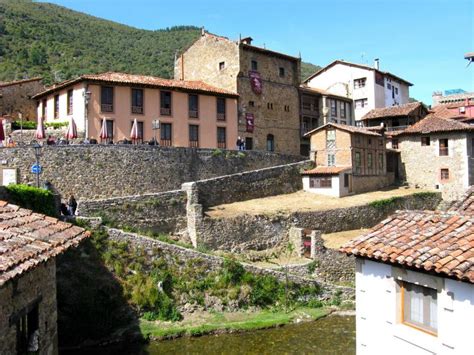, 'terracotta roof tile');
304,122,382,138
301,166,351,175
33,72,239,99
448,186,474,215
362,102,425,120
0,202,89,287
396,113,474,136
340,210,474,284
